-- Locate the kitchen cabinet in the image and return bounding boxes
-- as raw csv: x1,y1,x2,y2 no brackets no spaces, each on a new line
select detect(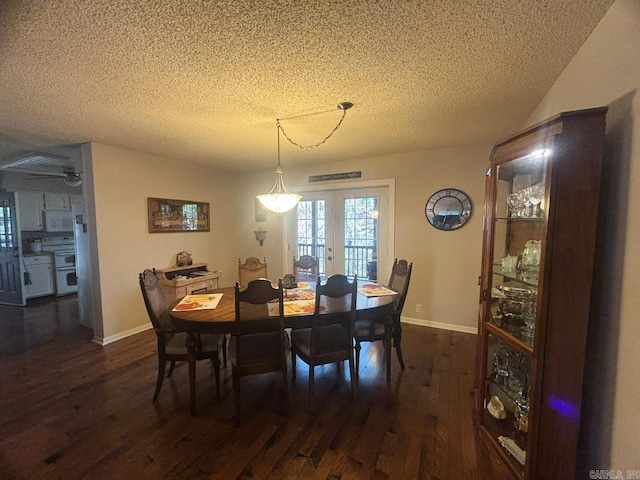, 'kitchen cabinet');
24,254,55,298
15,191,44,231
475,108,607,479
43,192,70,210
69,194,84,207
